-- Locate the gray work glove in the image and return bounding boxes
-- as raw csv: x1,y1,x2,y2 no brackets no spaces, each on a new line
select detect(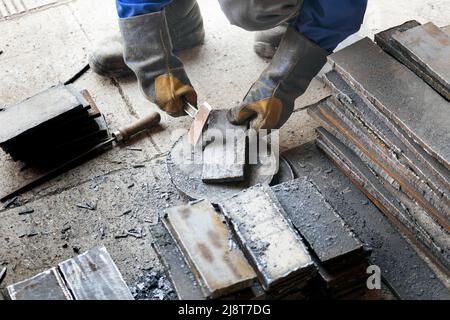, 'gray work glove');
119,11,196,117
227,27,328,131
